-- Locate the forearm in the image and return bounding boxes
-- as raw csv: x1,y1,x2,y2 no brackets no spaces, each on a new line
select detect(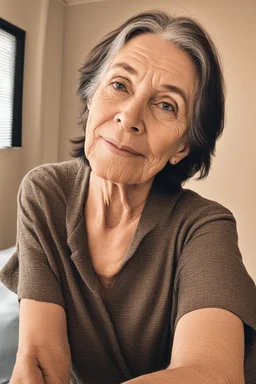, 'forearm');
122,364,228,384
